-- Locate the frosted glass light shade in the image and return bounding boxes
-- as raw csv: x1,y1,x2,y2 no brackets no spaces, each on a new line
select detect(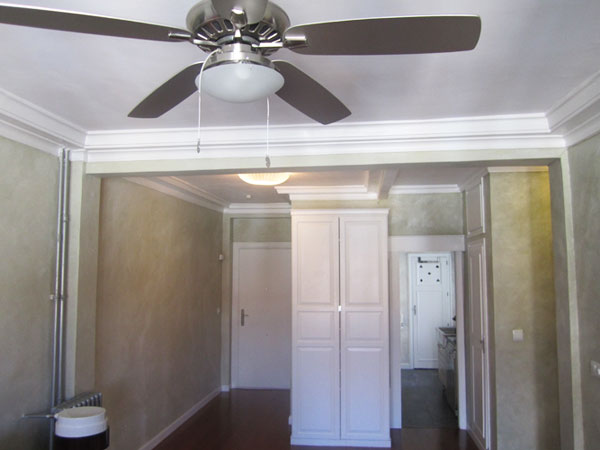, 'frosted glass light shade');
198,62,284,103
238,173,290,186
